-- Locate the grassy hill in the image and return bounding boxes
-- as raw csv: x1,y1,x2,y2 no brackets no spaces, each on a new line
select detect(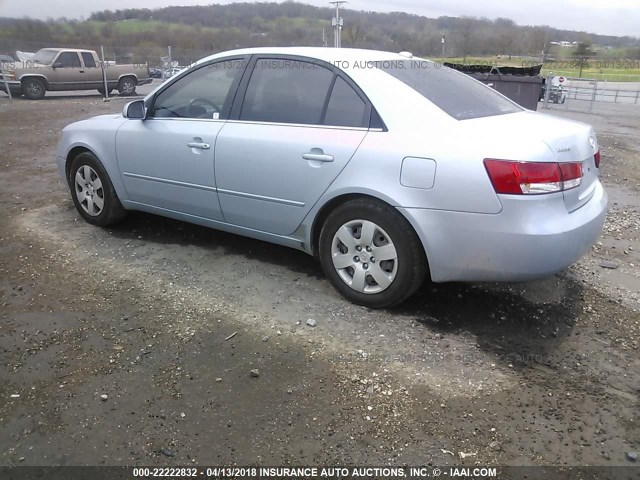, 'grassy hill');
0,1,638,80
